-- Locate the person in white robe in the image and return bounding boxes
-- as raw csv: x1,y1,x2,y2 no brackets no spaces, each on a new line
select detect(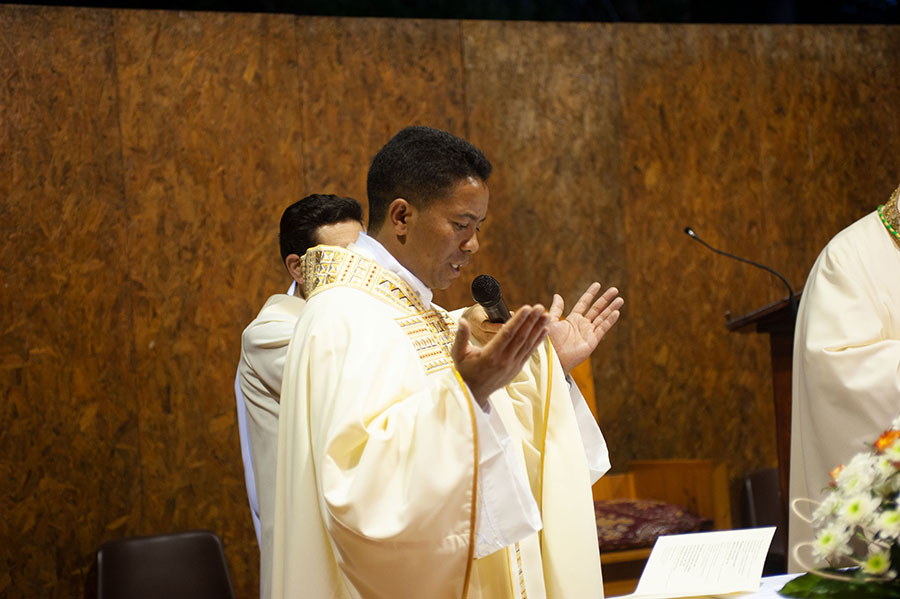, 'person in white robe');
237,194,364,597
272,126,623,598
788,183,900,572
